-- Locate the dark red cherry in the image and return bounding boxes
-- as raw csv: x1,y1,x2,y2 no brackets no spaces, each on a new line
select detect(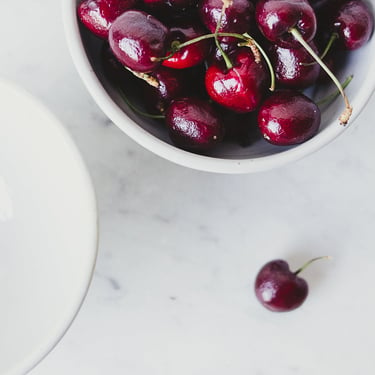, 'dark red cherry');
222,110,261,147
141,0,199,24
142,0,198,12
332,0,374,50
317,54,336,83
255,259,308,312
109,10,168,73
199,0,254,41
268,41,320,89
78,0,137,39
255,0,317,48
209,41,238,64
258,90,321,145
165,97,225,152
308,0,345,11
162,22,212,69
101,43,130,83
205,48,268,113
142,67,191,113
